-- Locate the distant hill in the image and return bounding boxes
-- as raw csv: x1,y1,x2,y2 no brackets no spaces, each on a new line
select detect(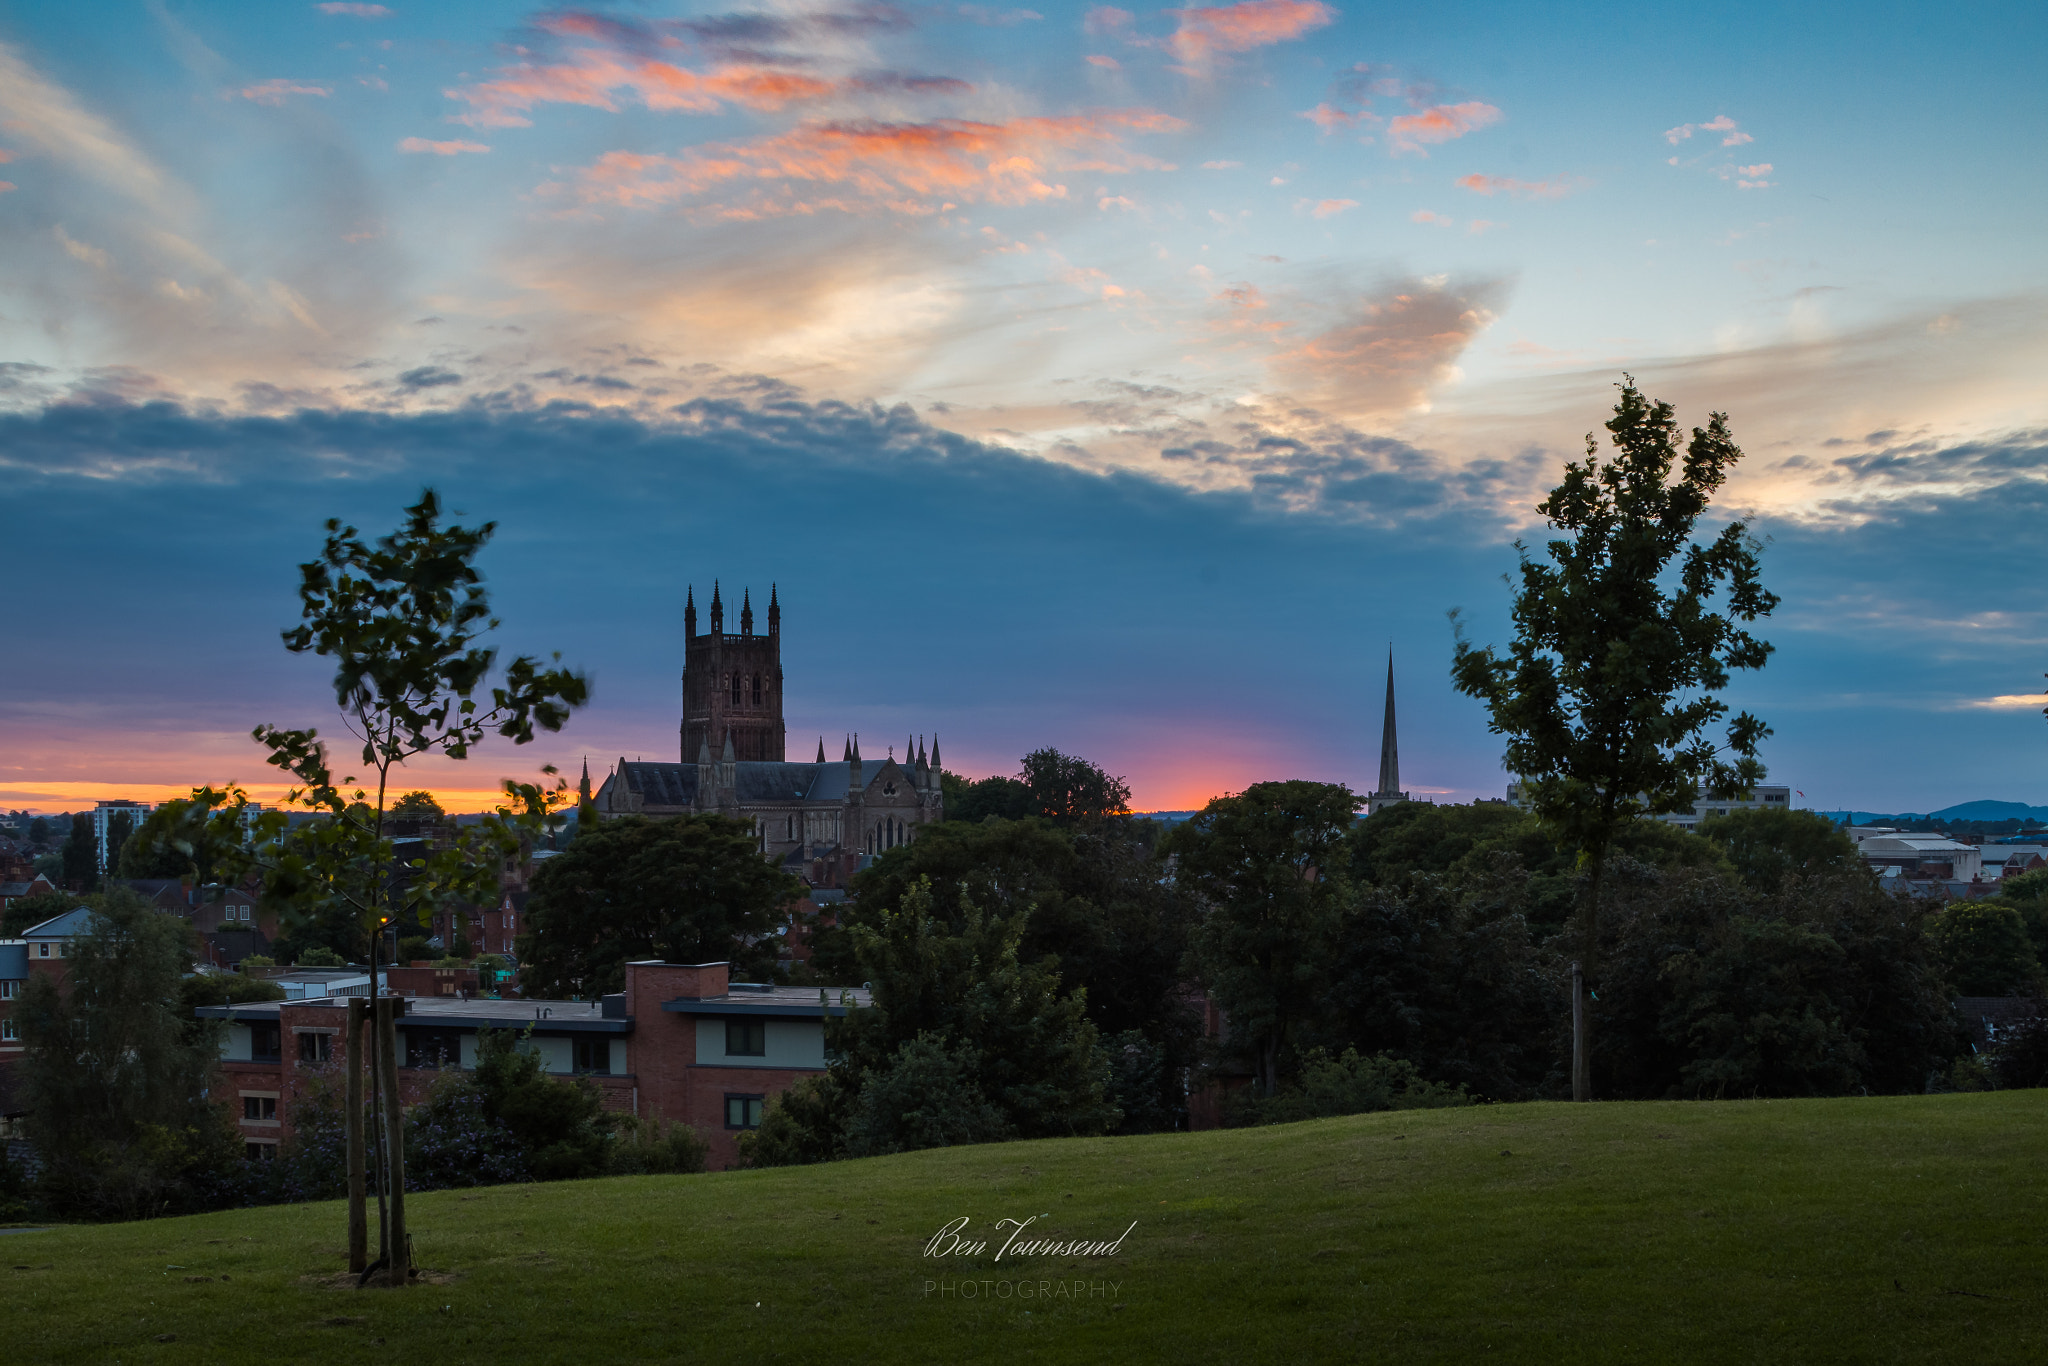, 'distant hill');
1815,800,2048,825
